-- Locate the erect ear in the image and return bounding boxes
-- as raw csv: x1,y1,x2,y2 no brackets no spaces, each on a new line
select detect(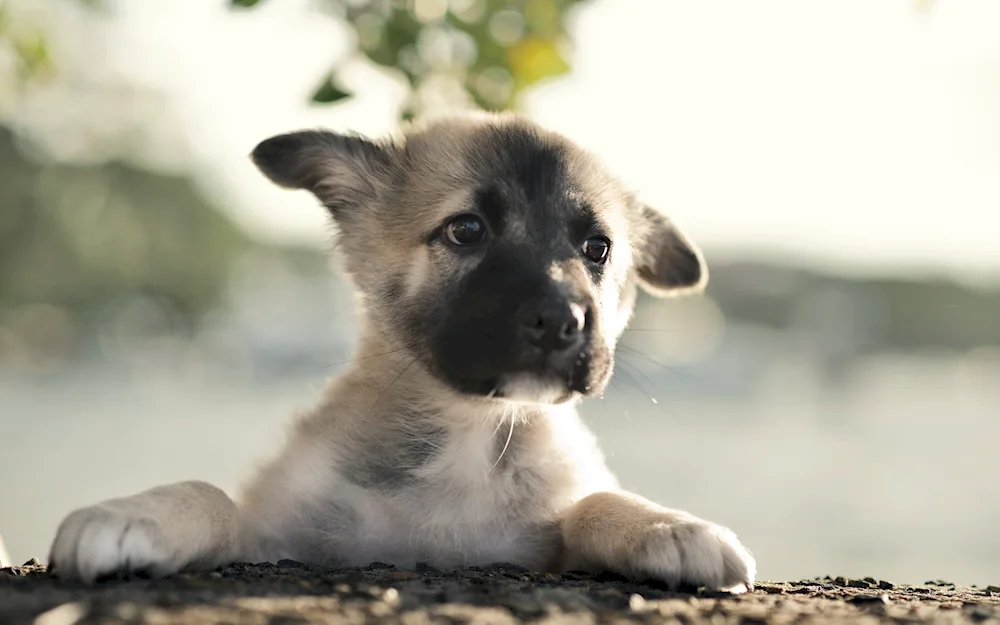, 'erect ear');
250,129,394,214
634,204,708,296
